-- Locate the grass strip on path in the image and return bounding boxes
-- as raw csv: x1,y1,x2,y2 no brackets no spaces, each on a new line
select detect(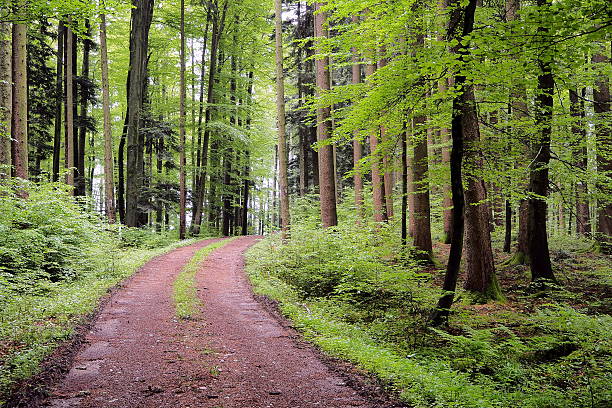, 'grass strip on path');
173,237,237,319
